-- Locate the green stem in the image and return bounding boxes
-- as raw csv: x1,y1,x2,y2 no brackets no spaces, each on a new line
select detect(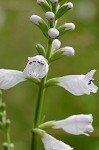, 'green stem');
31,77,46,150
31,39,53,150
